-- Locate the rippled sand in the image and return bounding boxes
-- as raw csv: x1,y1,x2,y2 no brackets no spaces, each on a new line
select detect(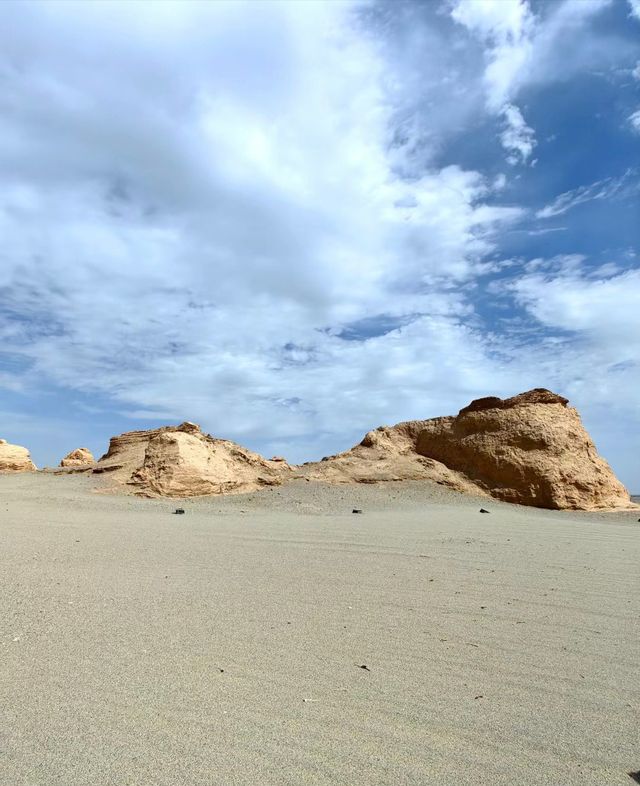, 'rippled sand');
1,473,638,785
